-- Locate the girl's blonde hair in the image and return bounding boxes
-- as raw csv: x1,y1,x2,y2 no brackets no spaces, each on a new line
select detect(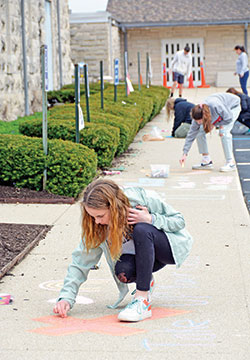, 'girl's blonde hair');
191,104,212,133
81,179,132,259
165,98,175,121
